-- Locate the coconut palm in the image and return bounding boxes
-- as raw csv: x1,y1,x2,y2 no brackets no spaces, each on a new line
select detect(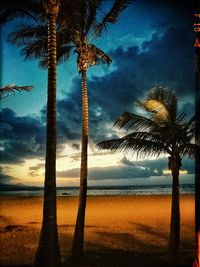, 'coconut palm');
193,42,200,267
33,1,62,267
0,85,33,100
1,1,62,266
4,0,132,259
97,87,198,262
194,107,200,267
68,1,131,259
